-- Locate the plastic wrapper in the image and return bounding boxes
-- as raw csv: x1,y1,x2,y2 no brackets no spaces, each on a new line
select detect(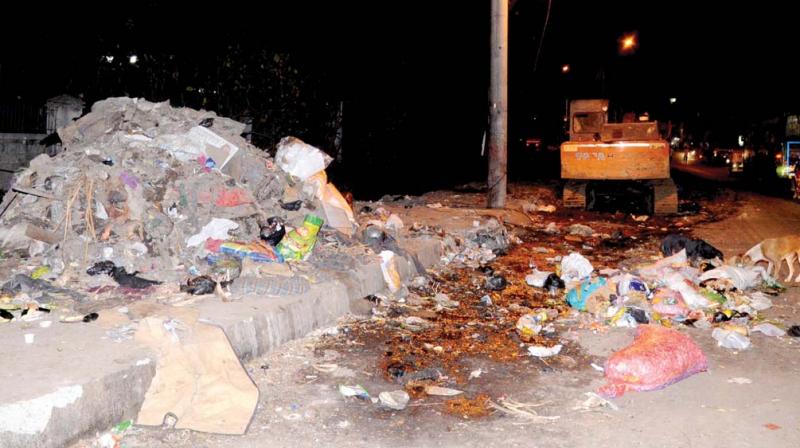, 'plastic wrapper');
220,241,283,263
651,288,689,317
